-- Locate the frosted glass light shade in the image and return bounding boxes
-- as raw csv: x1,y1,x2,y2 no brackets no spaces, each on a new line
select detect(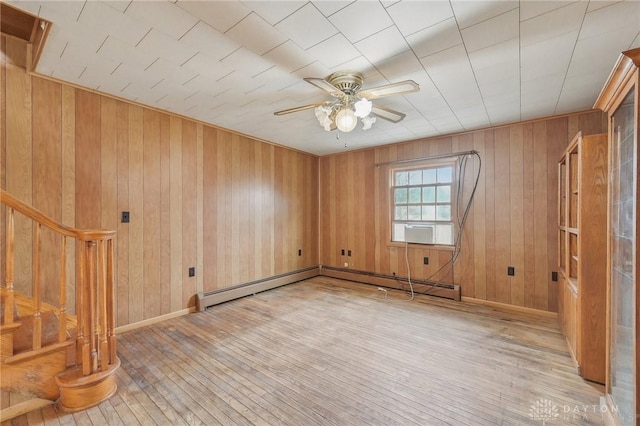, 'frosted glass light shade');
335,108,357,132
